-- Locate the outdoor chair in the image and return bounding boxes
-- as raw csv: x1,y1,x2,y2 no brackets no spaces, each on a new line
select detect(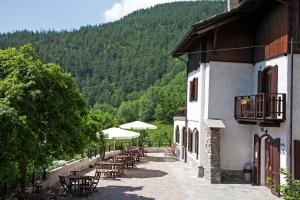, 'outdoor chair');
80,177,92,197
69,170,79,175
31,172,43,193
164,143,176,157
58,176,72,197
90,171,101,192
